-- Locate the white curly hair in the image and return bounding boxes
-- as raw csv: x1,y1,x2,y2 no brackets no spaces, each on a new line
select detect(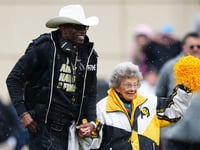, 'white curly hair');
109,62,143,88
